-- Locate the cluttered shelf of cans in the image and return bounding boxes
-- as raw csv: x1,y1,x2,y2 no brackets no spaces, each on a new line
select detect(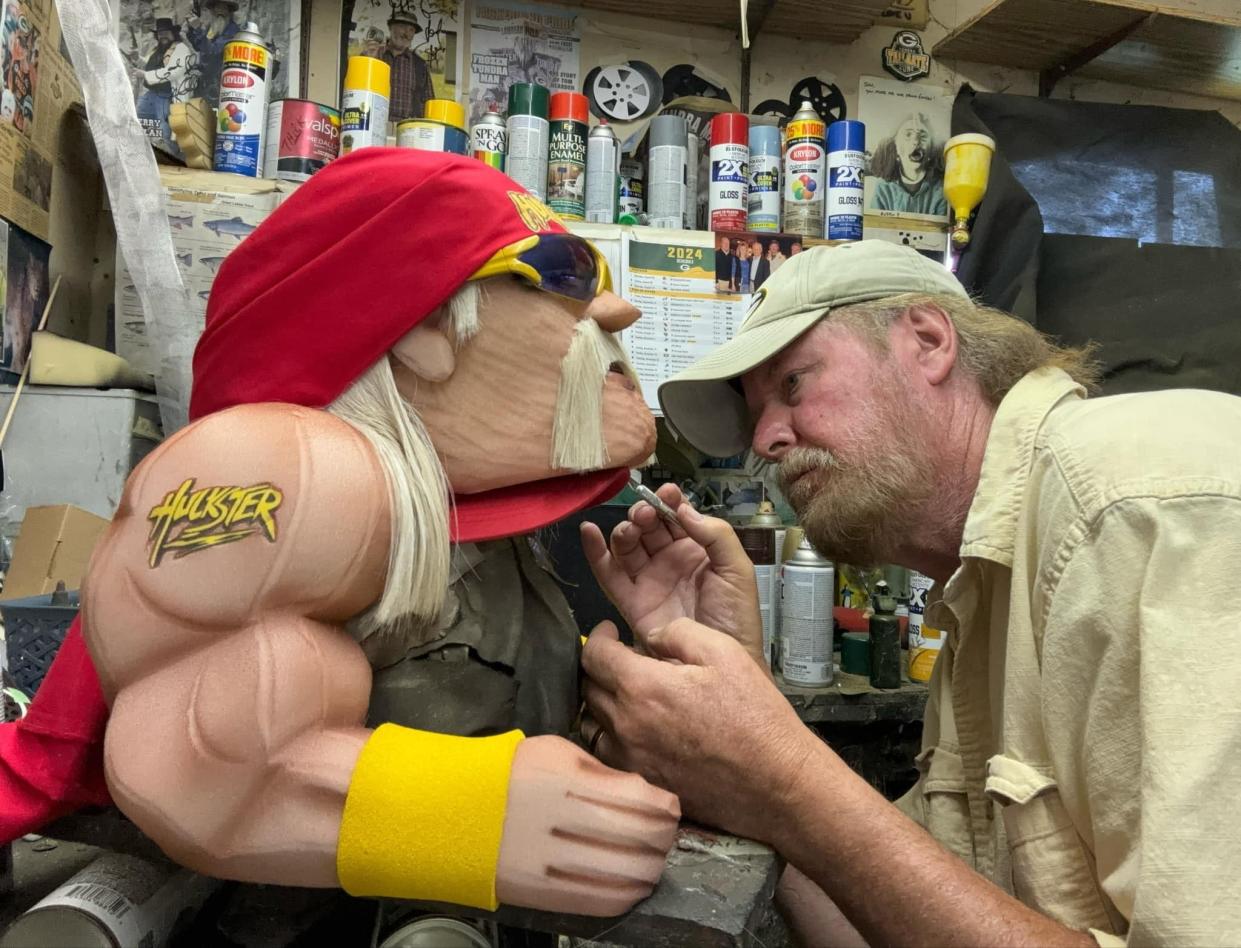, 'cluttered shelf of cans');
735,508,944,693
212,34,992,245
